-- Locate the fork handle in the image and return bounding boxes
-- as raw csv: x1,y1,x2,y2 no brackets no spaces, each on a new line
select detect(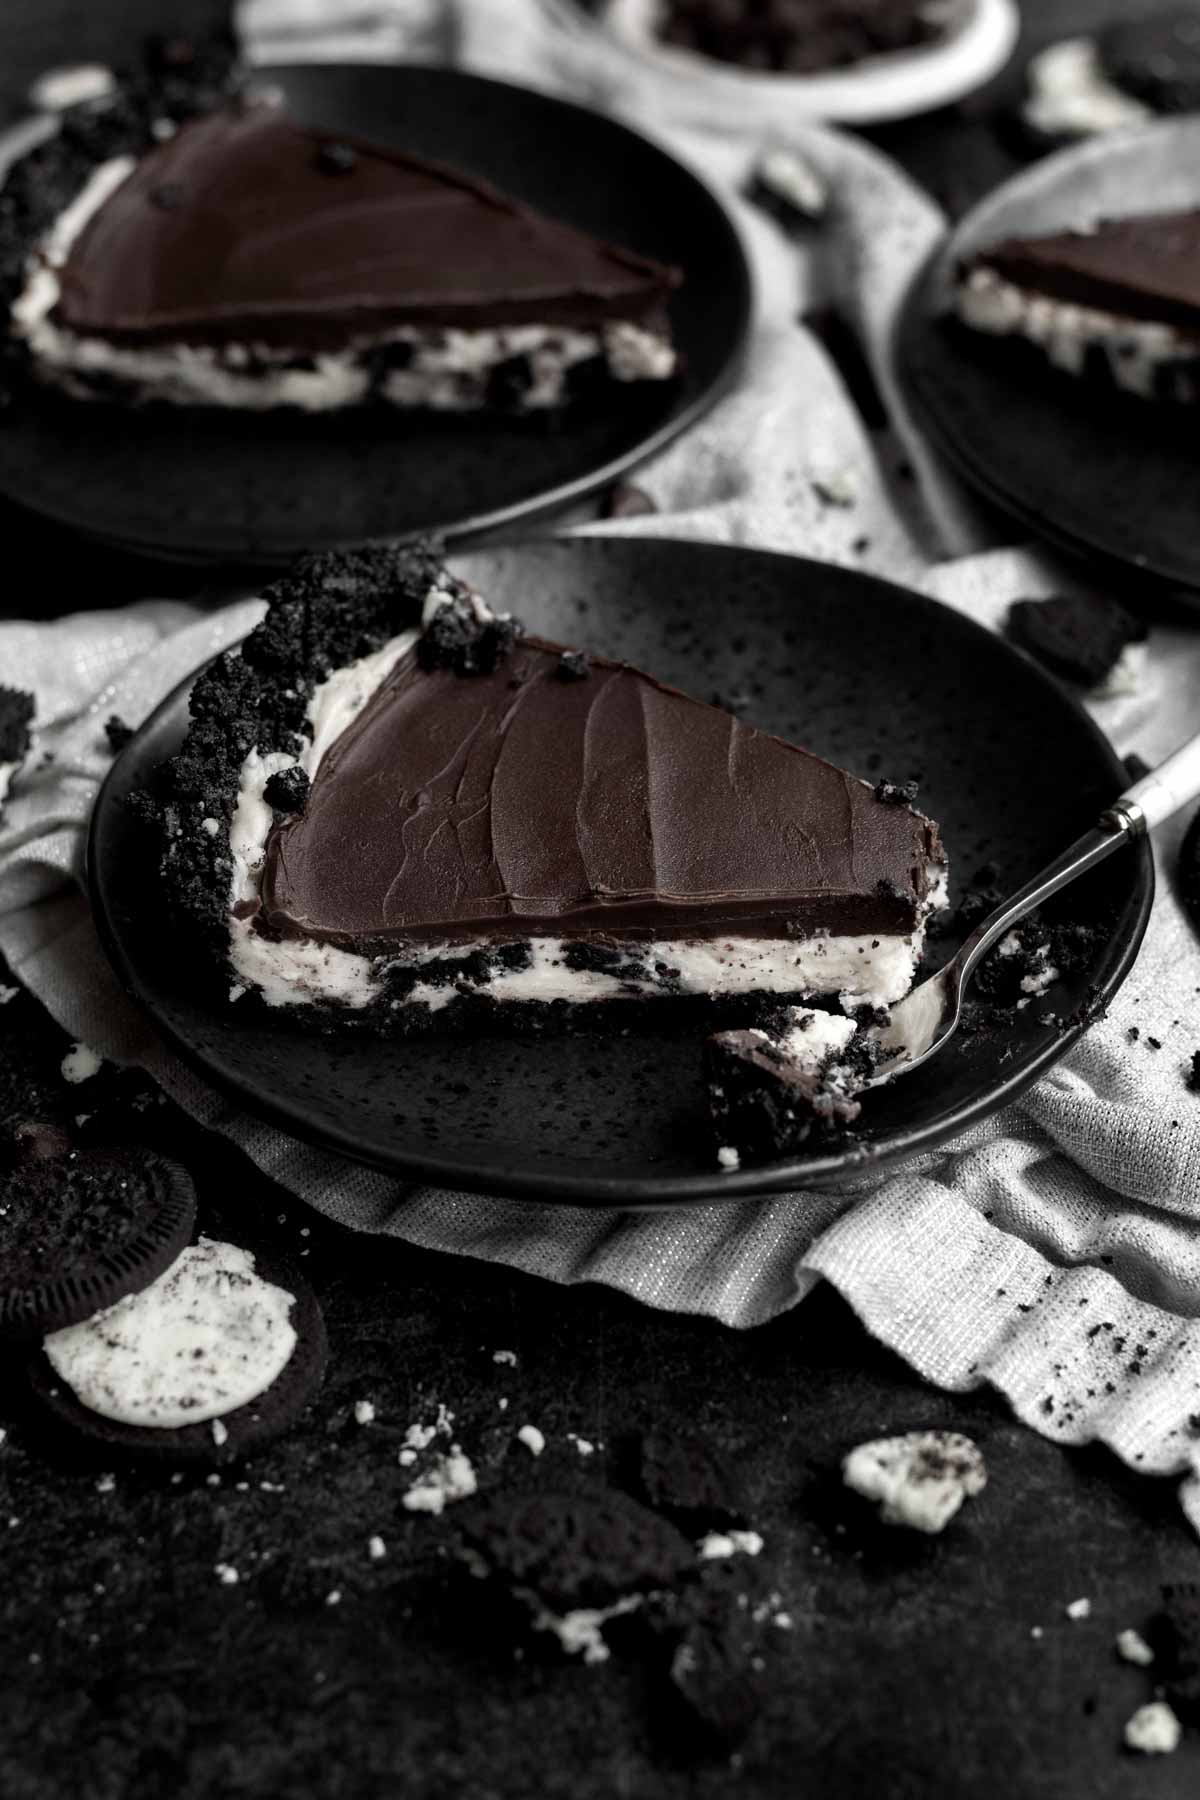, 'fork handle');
958,820,1130,982
958,726,1200,980
1105,728,1200,835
